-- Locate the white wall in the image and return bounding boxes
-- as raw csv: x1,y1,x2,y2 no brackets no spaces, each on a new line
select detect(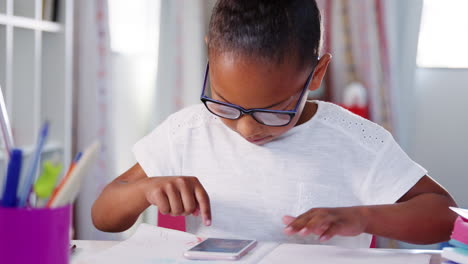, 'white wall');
409,68,468,208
